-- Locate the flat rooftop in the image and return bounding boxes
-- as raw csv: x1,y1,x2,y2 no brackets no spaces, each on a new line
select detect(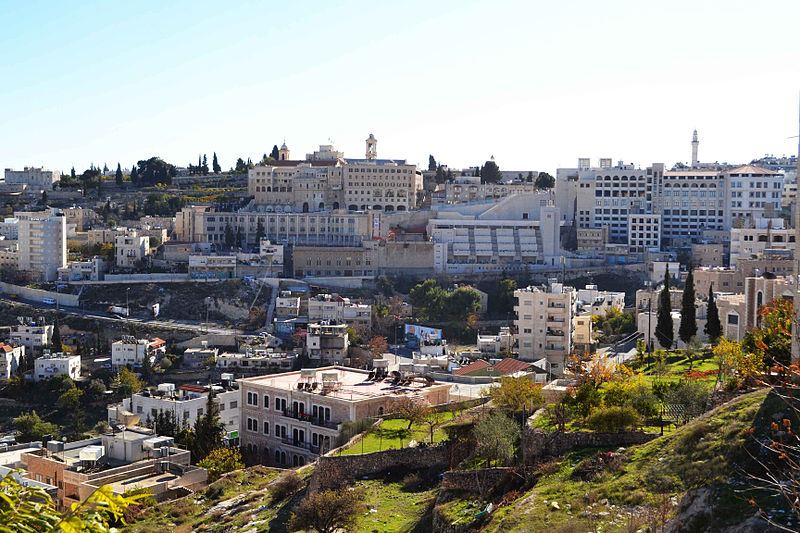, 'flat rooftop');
239,367,445,402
